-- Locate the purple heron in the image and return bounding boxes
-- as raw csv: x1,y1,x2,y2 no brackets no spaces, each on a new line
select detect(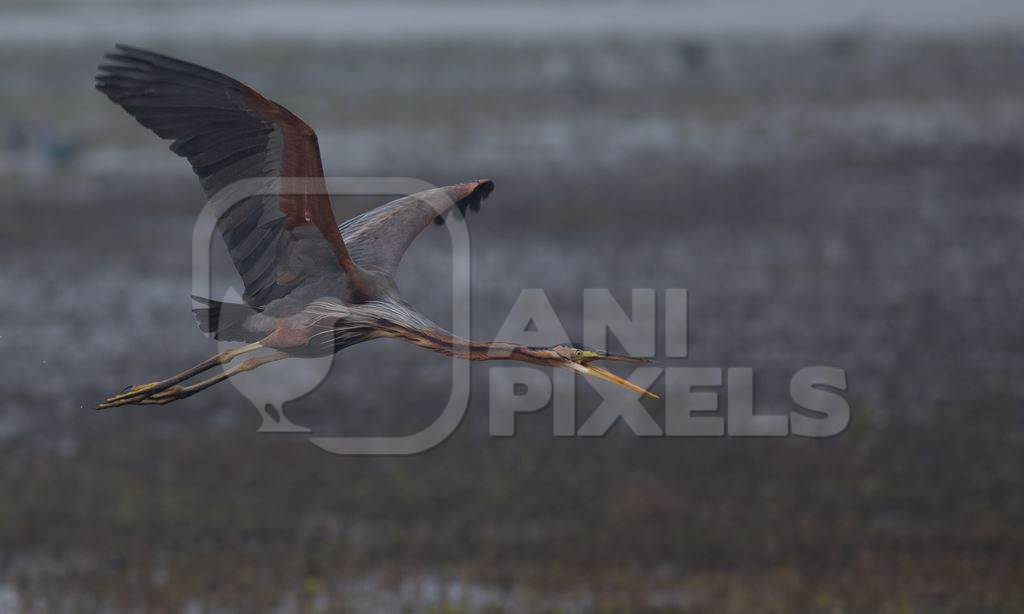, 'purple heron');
95,45,656,409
